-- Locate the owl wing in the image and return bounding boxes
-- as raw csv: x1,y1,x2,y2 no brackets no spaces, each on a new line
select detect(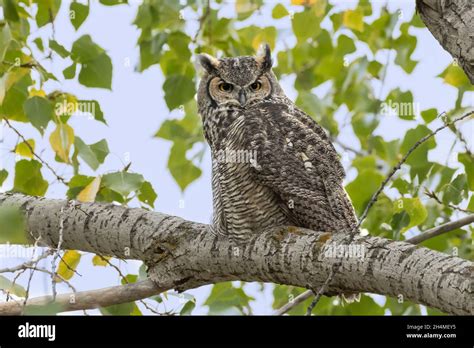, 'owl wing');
242,101,358,234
